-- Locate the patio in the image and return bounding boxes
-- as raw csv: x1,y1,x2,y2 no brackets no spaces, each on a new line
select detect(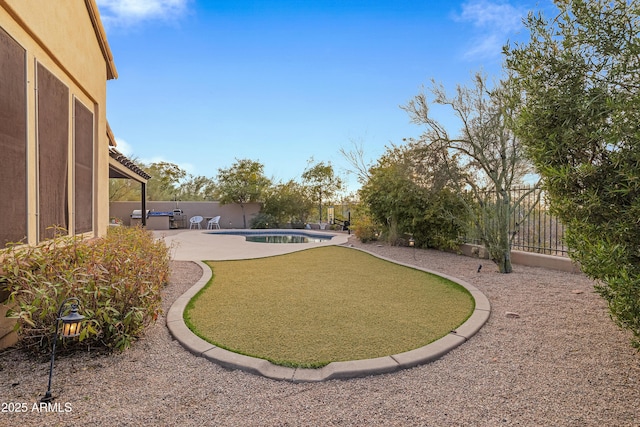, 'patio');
153,228,350,261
